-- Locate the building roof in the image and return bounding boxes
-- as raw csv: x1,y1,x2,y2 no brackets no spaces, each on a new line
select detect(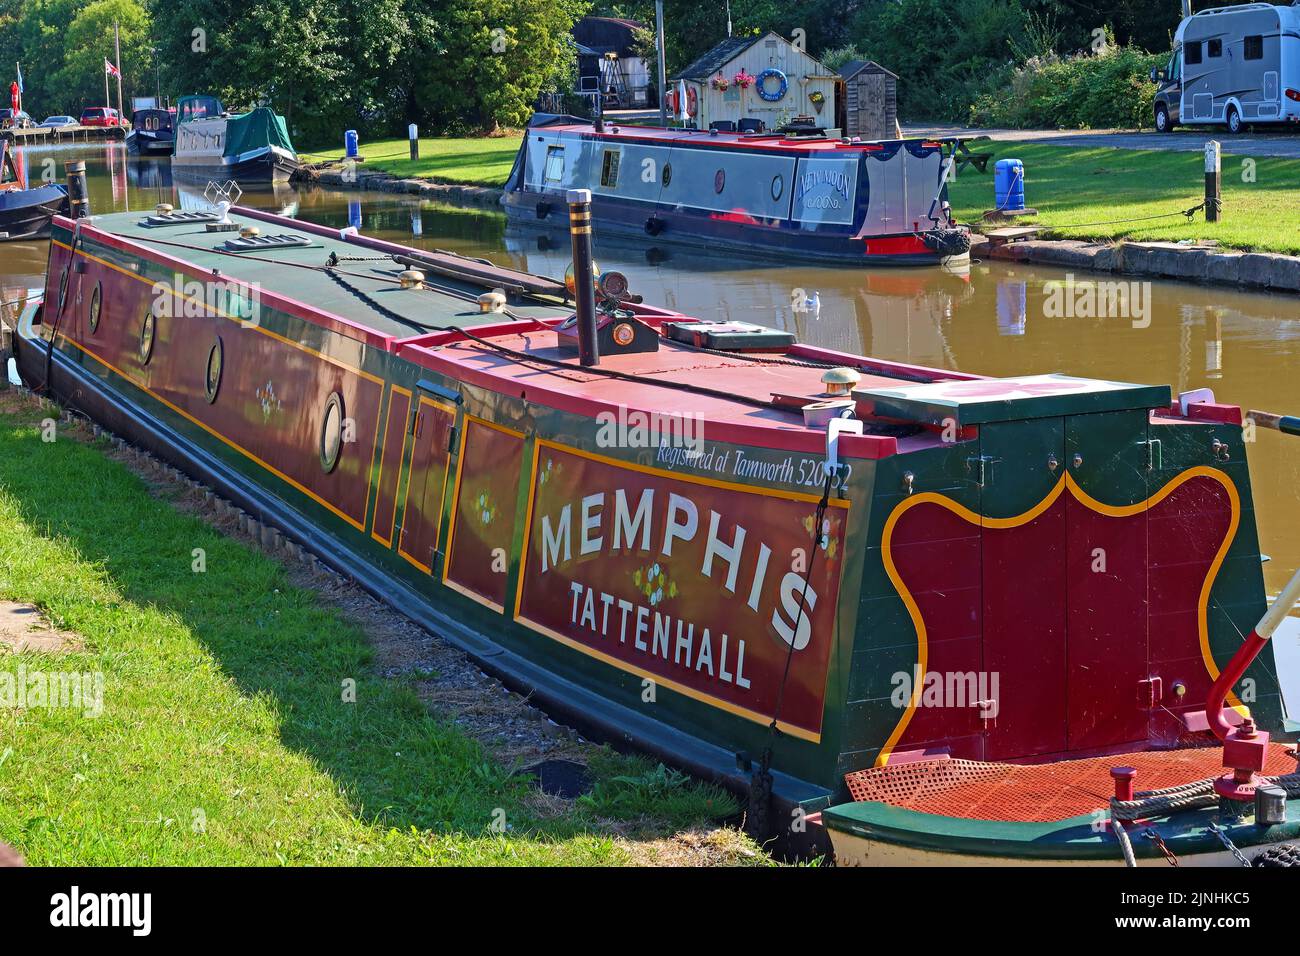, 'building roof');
573,16,645,57
673,35,763,81
838,59,898,81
